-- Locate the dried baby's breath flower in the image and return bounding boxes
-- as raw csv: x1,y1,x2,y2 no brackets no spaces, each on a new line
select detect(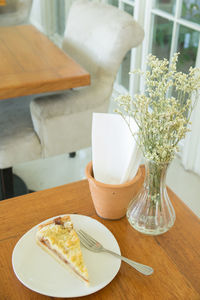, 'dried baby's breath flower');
115,53,200,163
